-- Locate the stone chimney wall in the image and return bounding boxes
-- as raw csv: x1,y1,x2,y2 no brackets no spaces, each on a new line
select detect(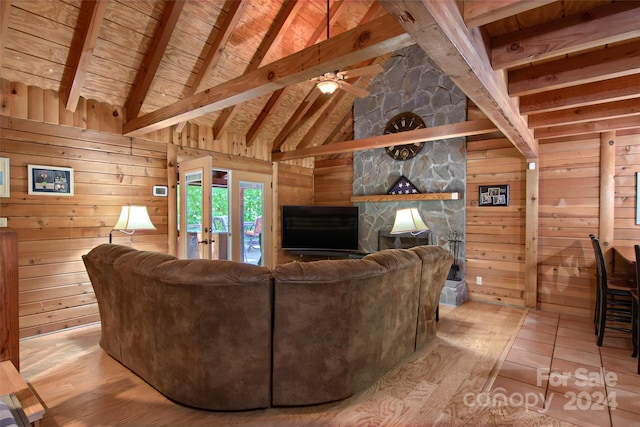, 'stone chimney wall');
353,44,467,279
